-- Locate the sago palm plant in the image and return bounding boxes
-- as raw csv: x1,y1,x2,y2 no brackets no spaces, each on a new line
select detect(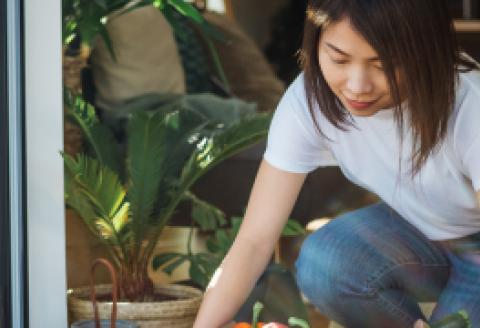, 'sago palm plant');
63,91,272,301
